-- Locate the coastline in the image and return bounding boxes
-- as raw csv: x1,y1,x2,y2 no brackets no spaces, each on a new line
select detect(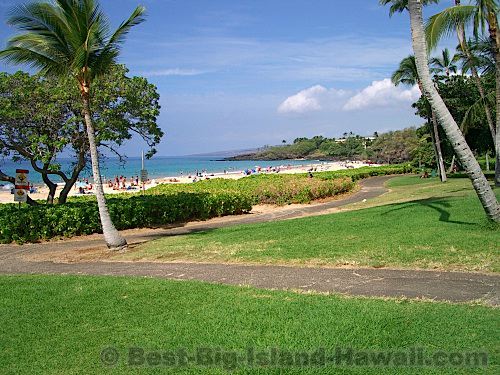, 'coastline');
0,160,378,204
